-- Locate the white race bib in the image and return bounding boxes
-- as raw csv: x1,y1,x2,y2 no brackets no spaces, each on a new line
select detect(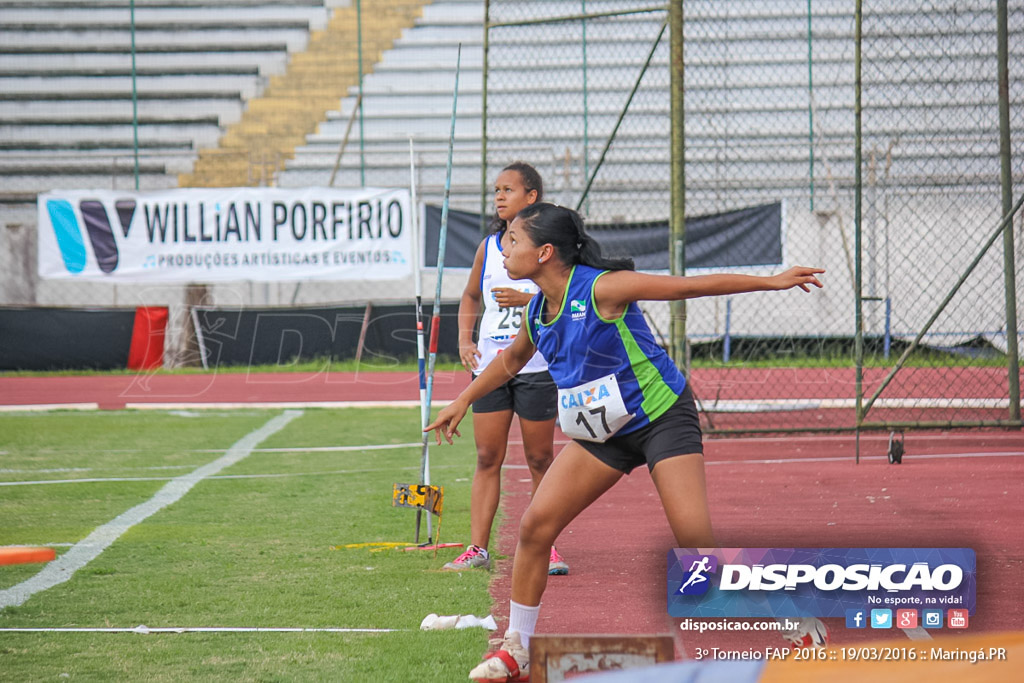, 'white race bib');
557,374,634,443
